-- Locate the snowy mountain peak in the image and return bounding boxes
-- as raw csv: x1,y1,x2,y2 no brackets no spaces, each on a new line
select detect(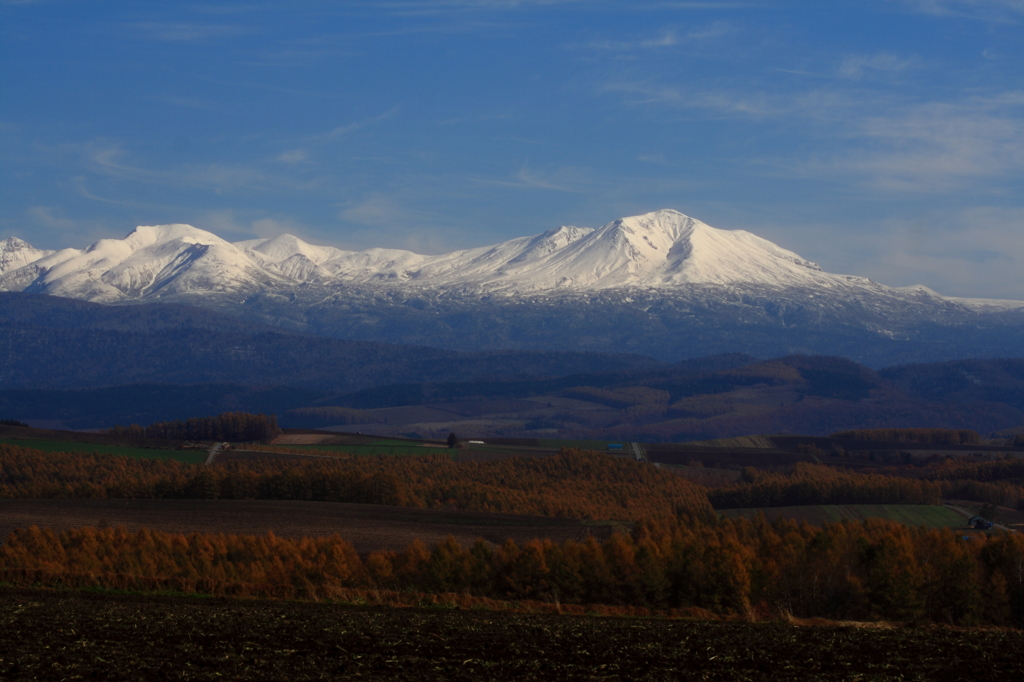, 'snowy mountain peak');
3,211,1019,312
1,236,33,251
243,233,348,264
466,209,834,291
122,223,228,249
0,237,54,276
